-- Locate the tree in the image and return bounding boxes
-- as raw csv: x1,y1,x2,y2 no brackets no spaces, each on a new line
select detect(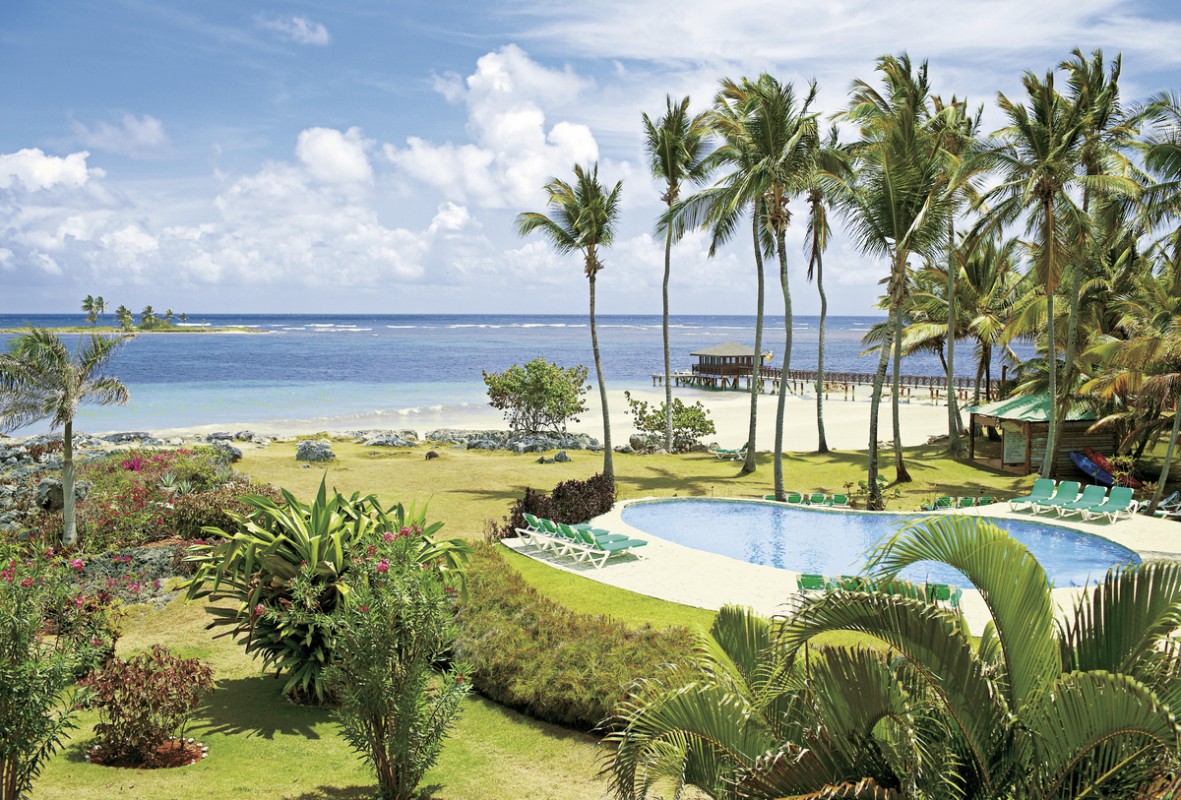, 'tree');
826,54,952,504
114,305,133,331
140,305,156,329
482,358,589,435
0,329,131,545
804,131,843,454
164,308,175,324
643,95,712,452
94,295,105,325
81,295,97,326
623,390,716,452
607,516,1181,798
516,163,623,481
